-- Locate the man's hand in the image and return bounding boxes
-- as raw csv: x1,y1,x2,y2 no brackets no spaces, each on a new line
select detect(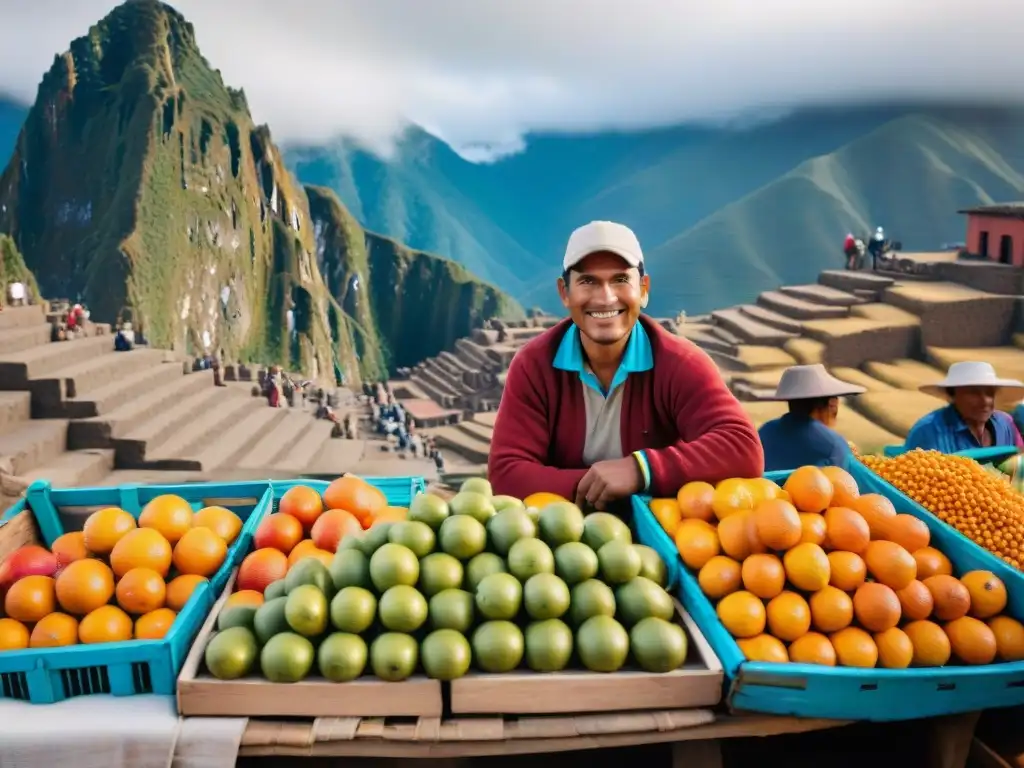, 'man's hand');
574,457,644,510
